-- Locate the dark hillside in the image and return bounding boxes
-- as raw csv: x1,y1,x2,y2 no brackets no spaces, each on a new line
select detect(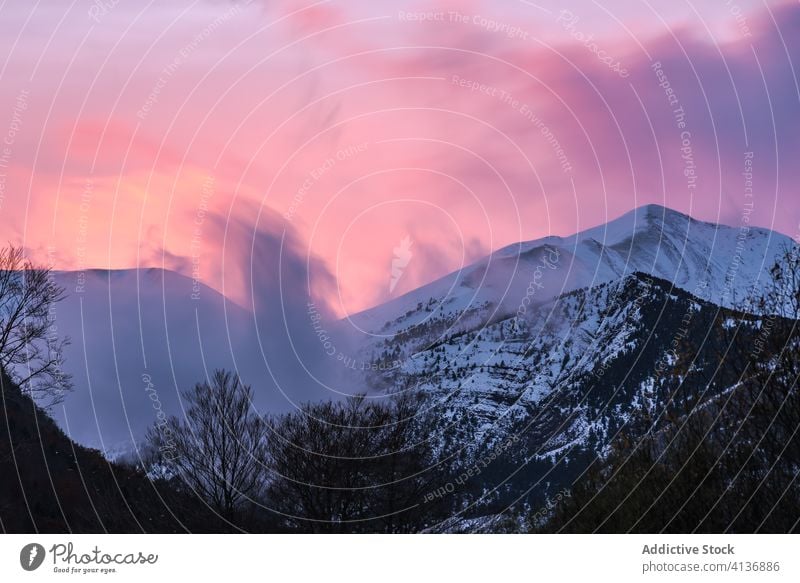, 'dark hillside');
0,370,223,533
